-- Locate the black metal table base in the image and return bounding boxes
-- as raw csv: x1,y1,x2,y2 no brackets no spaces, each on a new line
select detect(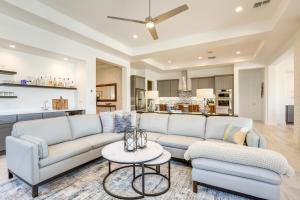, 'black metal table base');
103,160,171,199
